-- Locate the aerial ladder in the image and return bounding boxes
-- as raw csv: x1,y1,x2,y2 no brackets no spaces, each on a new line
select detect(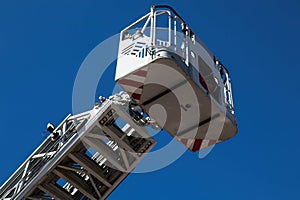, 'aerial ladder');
0,5,238,200
0,93,156,200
